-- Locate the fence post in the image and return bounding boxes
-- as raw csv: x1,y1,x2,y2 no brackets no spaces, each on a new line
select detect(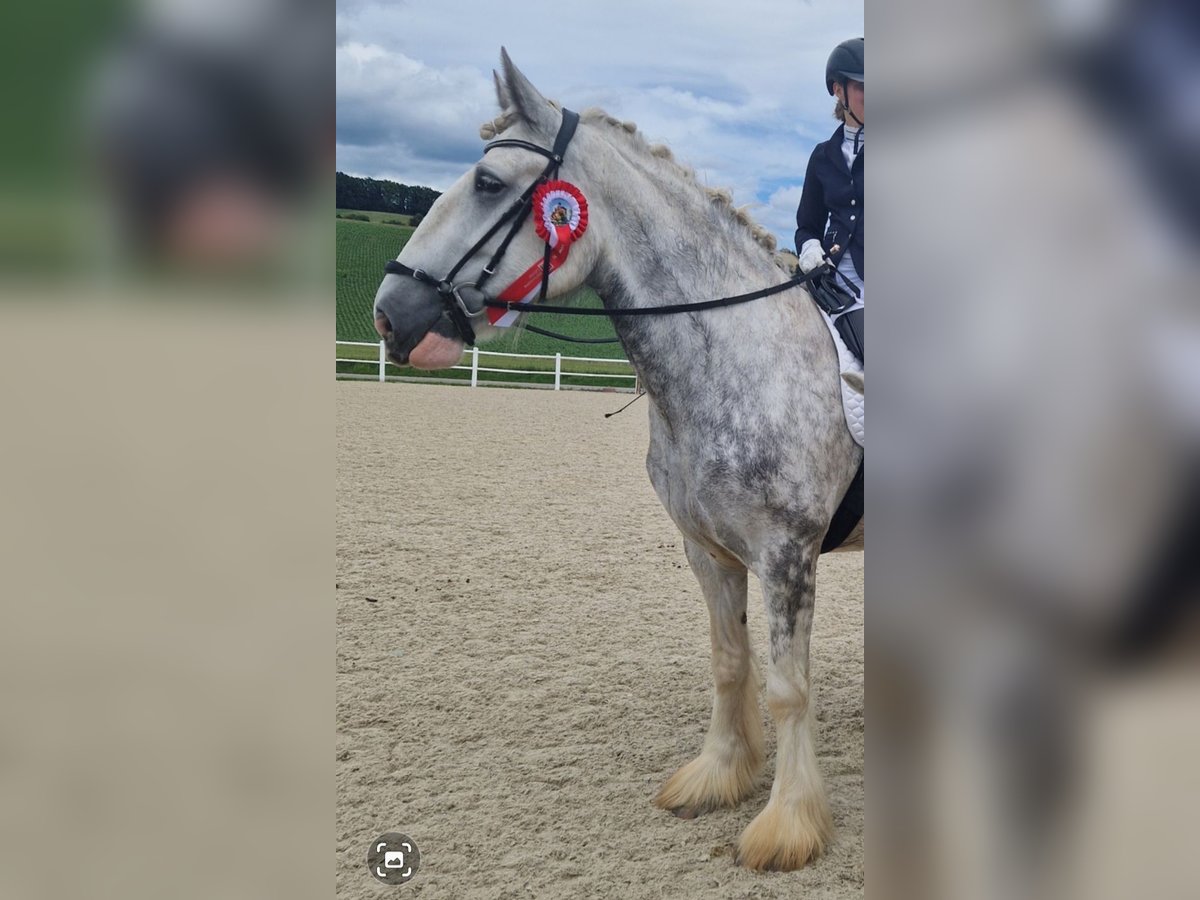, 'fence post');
554,353,562,391
471,346,479,387
378,340,386,382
